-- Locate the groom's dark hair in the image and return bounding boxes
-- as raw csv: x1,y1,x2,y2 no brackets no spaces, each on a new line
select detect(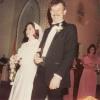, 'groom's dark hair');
49,0,66,9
